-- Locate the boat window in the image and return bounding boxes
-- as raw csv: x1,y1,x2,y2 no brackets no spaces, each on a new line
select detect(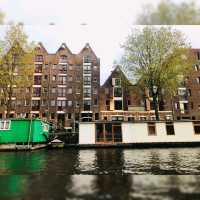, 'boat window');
166,122,175,135
96,124,104,142
193,122,200,134
148,122,156,136
0,120,11,130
